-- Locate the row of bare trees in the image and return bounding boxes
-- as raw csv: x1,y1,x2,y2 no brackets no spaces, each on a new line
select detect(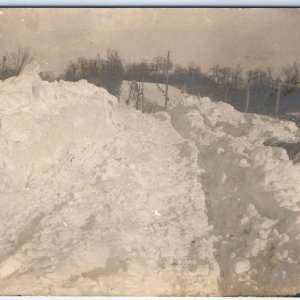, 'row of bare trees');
170,63,300,94
125,57,300,115
1,46,300,115
0,47,125,97
125,55,173,83
1,47,299,98
60,49,124,96
202,63,300,115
